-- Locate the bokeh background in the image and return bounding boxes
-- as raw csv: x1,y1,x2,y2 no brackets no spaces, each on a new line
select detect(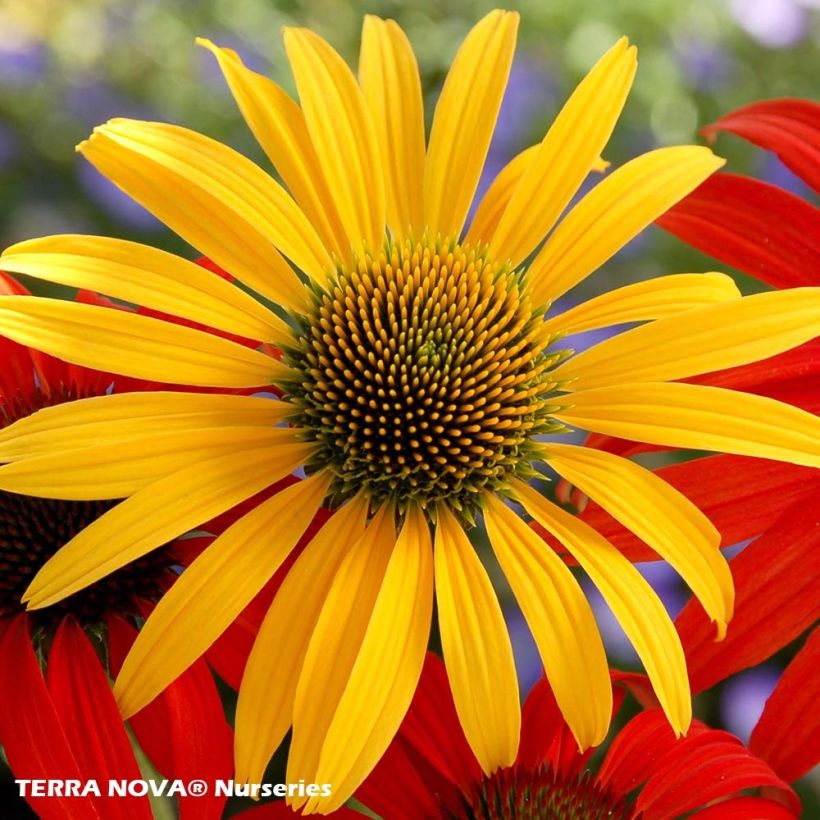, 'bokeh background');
0,0,818,816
